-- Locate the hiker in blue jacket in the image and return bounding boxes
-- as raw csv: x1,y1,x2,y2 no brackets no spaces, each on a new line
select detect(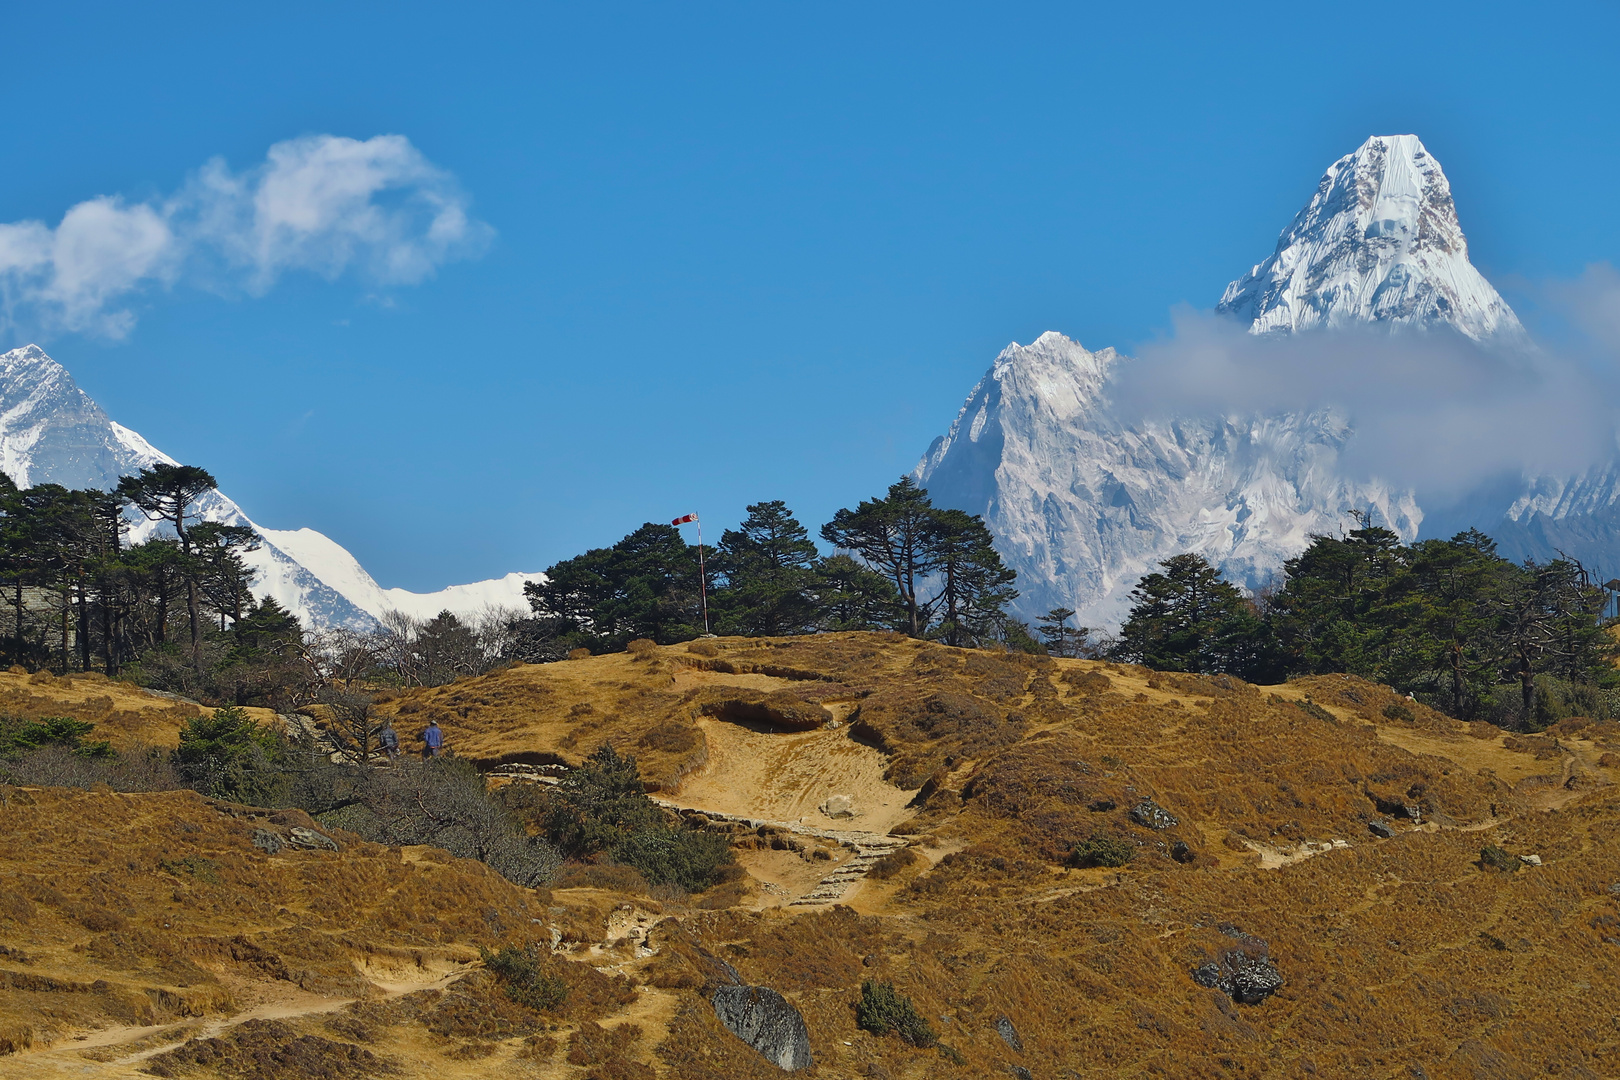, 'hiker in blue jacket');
421,720,445,760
